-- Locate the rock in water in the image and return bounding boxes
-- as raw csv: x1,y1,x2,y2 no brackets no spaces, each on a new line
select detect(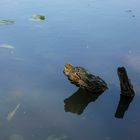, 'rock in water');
63,64,108,92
